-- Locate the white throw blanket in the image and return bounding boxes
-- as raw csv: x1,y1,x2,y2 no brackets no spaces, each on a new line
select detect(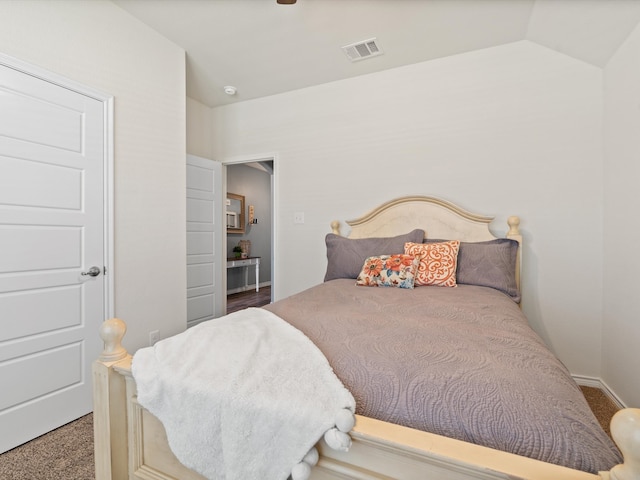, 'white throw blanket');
132,308,356,480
